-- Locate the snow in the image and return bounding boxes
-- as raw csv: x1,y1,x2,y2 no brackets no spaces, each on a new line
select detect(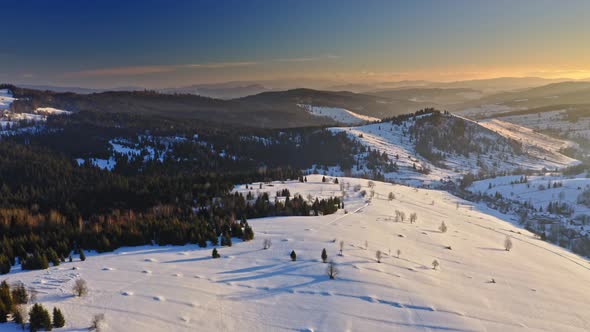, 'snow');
298,104,380,125
34,107,72,115
76,157,116,171
4,175,590,331
0,89,16,110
